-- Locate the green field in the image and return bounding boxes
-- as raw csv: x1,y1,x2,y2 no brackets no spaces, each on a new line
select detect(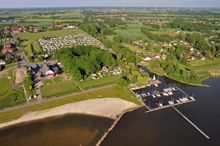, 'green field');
189,58,220,80
0,85,142,124
0,78,11,96
0,76,25,109
115,24,148,40
79,75,120,89
41,80,80,98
